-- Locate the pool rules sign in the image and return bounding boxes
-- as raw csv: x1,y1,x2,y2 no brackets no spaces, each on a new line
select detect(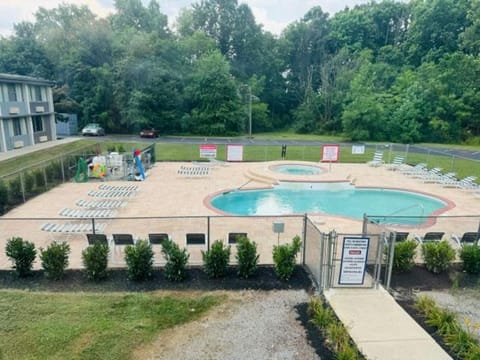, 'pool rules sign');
338,237,370,285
